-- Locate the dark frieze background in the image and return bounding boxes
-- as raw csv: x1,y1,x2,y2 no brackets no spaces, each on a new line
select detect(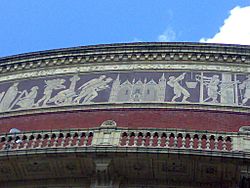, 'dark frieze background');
0,71,249,114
